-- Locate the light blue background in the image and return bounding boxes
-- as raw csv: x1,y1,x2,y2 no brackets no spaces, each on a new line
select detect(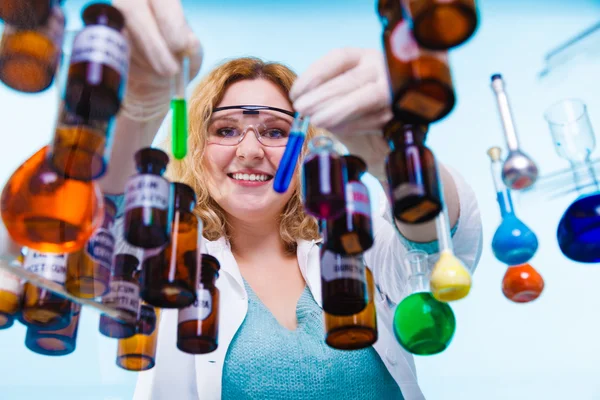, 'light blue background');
2,0,600,399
